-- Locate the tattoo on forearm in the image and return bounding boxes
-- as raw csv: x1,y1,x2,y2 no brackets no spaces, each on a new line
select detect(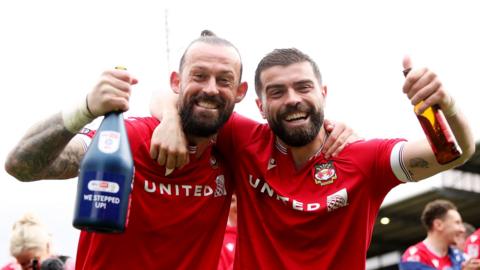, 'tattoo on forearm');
409,158,429,169
6,113,83,180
